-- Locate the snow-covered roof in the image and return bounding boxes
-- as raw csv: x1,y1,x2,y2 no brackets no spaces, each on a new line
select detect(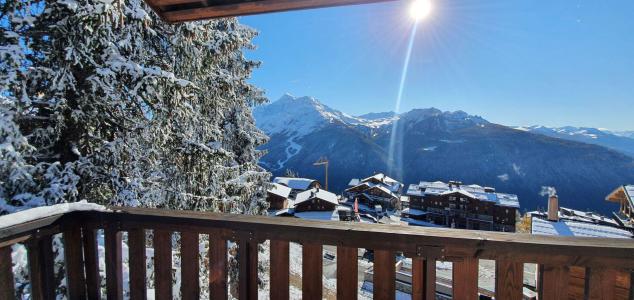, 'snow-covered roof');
348,178,360,186
294,188,338,205
406,180,519,208
359,173,402,192
531,216,632,239
0,201,107,229
529,207,621,227
440,189,476,199
267,183,291,198
402,208,426,216
273,177,318,191
347,180,400,199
